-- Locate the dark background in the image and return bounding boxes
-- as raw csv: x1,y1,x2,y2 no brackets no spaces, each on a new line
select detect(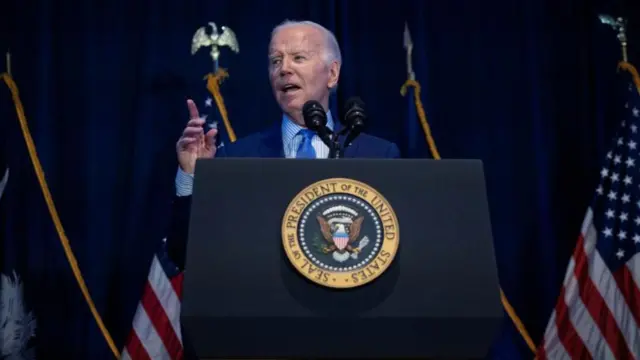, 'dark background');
1,0,639,358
